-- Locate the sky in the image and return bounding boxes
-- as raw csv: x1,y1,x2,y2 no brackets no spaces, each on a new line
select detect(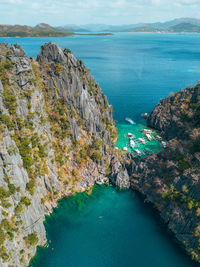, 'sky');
0,0,199,26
